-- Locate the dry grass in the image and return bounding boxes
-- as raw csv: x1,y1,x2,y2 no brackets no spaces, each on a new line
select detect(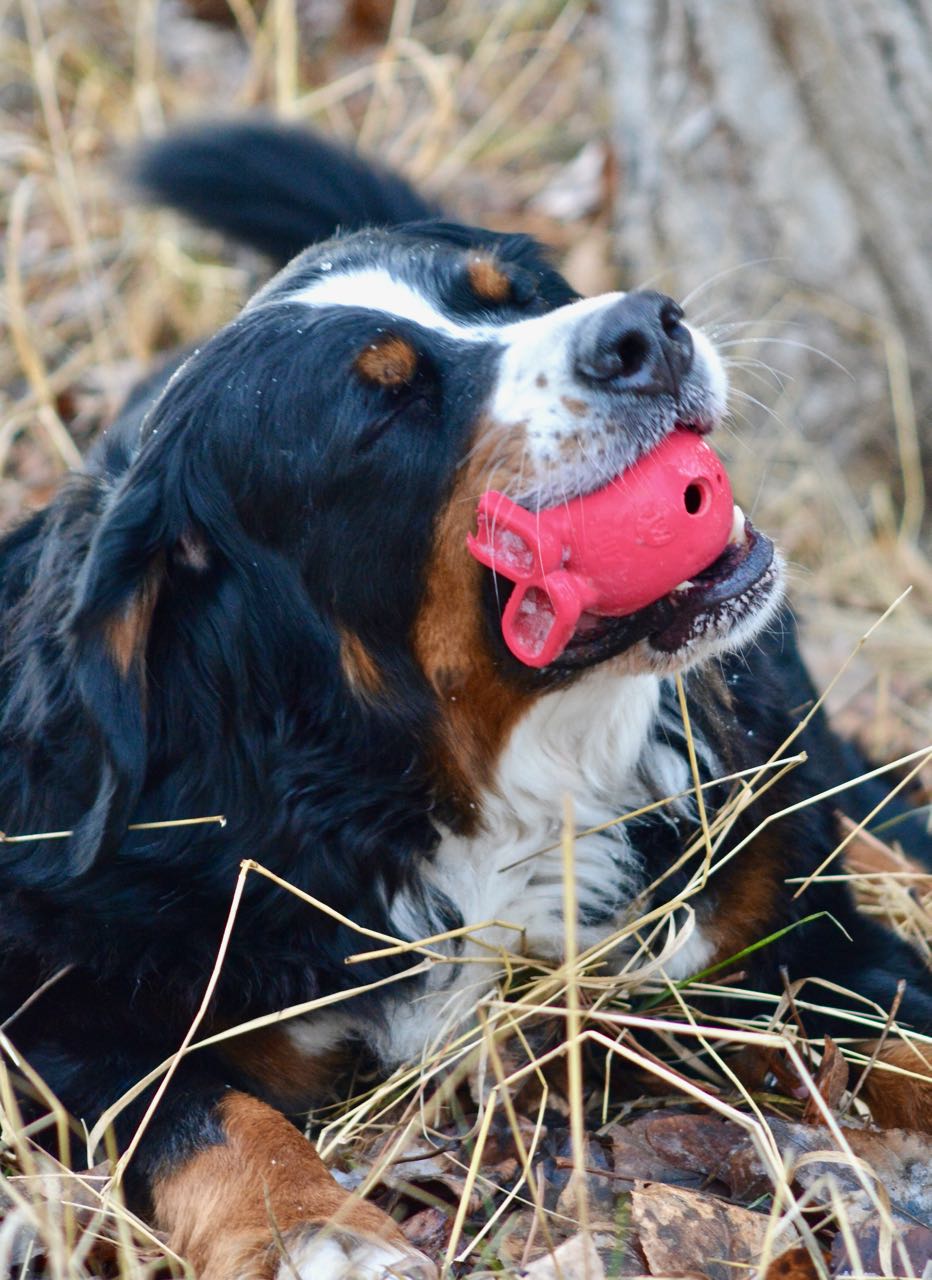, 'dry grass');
2,1,931,1277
